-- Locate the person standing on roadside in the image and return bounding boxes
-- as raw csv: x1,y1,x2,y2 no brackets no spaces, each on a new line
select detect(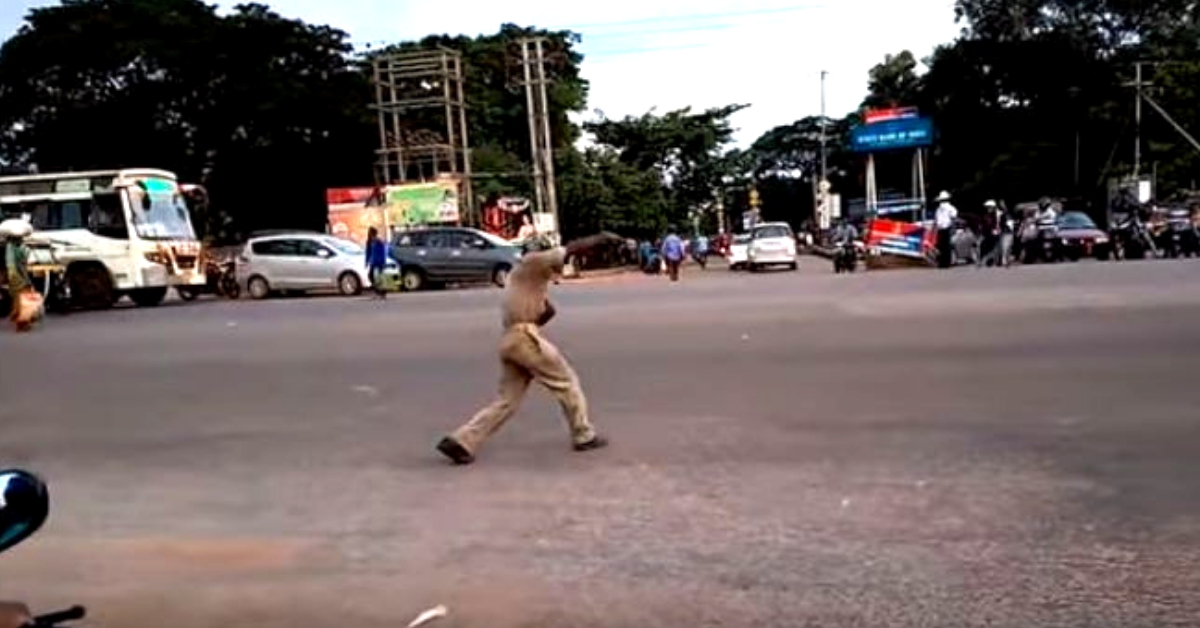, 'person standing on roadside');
977,200,1000,268
3,220,36,332
365,226,389,300
934,191,958,269
436,242,607,465
661,226,685,281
